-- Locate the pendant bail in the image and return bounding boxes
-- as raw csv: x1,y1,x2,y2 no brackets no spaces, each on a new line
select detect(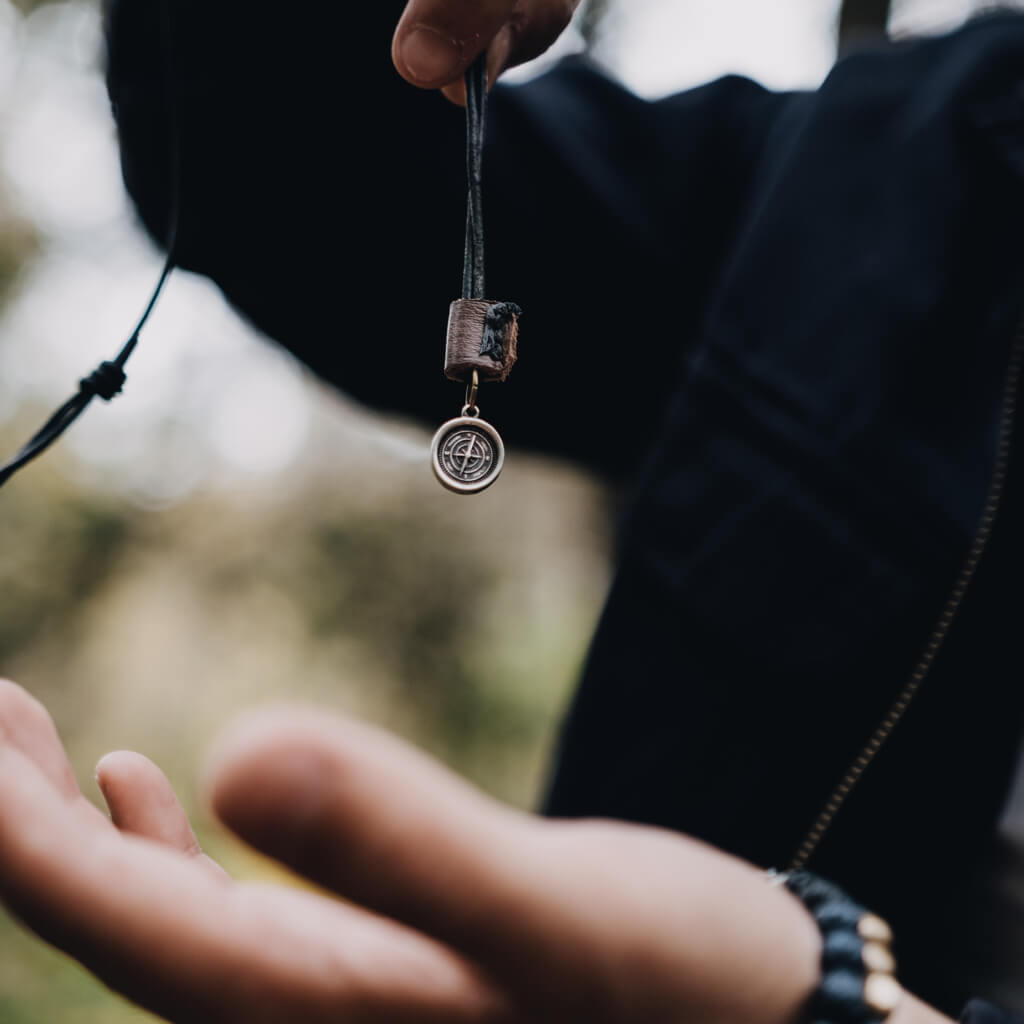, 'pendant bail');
465,369,479,411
